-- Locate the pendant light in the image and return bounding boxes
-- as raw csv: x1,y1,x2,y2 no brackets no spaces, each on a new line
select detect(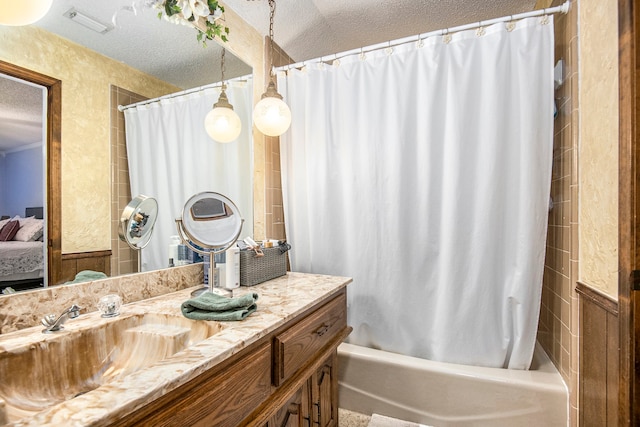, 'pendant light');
252,0,291,137
204,48,242,143
0,0,53,26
